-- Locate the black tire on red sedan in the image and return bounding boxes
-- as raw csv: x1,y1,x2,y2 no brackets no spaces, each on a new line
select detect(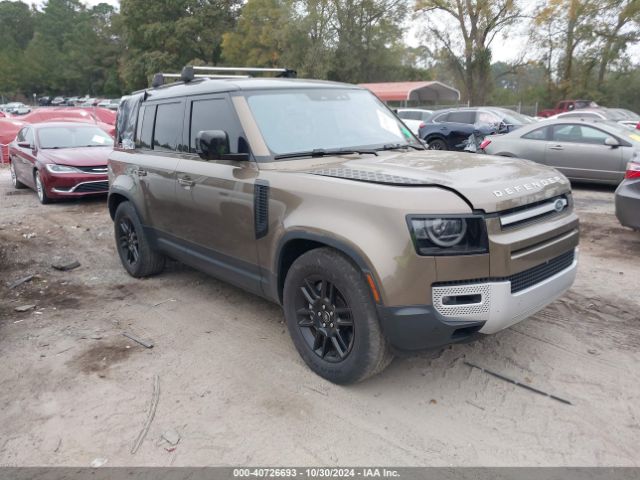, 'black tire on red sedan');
283,247,393,384
34,170,51,204
114,201,165,278
9,161,25,189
